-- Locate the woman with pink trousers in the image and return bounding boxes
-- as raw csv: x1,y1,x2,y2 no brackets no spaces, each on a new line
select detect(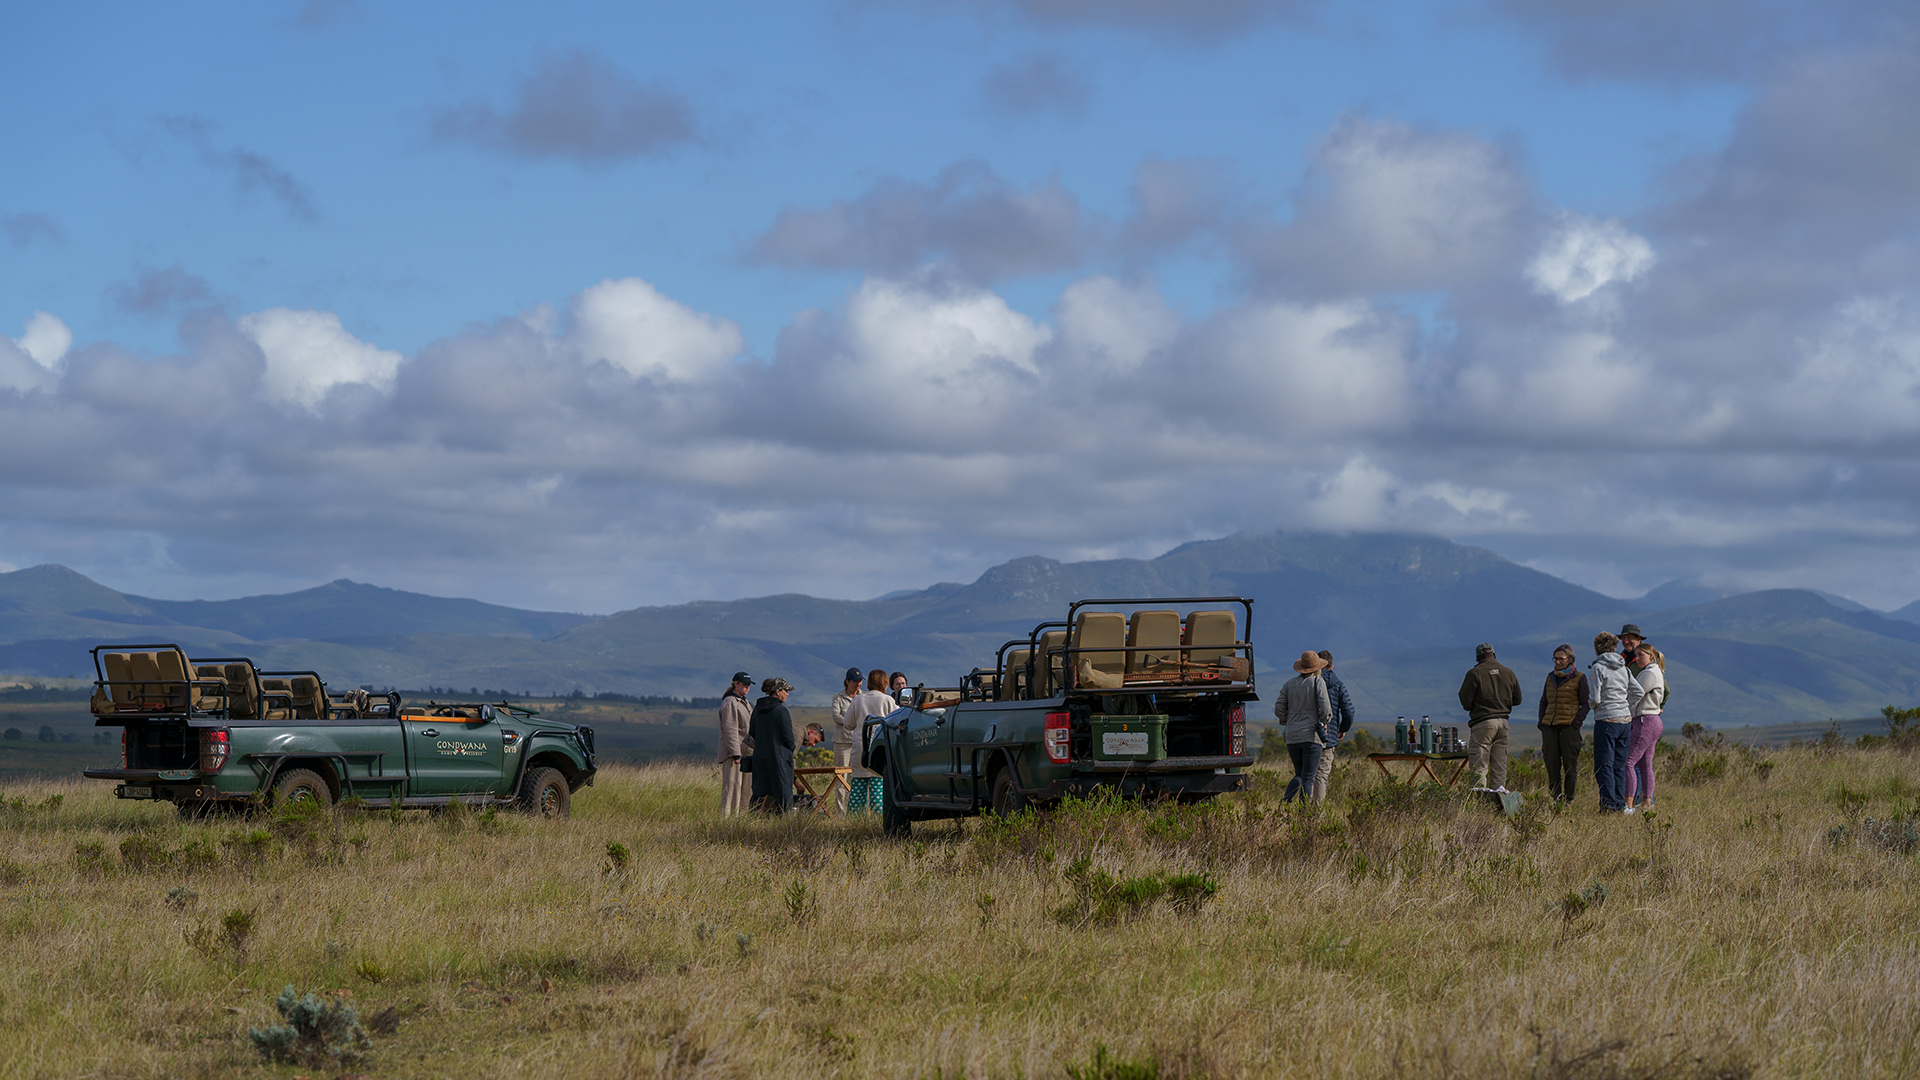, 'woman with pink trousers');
1623,645,1667,813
